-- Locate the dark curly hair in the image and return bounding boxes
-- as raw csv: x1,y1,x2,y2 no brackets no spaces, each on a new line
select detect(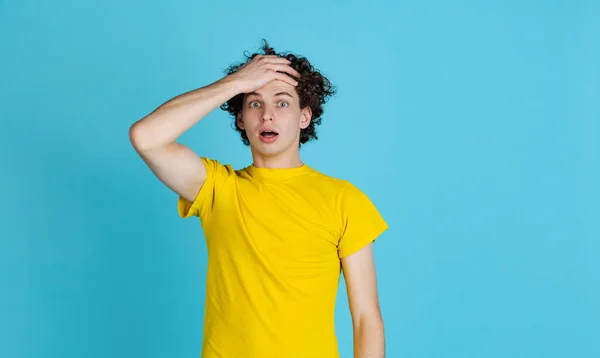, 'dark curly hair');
220,39,336,147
